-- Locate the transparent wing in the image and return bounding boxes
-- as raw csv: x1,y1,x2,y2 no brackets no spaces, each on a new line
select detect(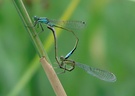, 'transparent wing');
48,19,86,30
75,62,116,82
